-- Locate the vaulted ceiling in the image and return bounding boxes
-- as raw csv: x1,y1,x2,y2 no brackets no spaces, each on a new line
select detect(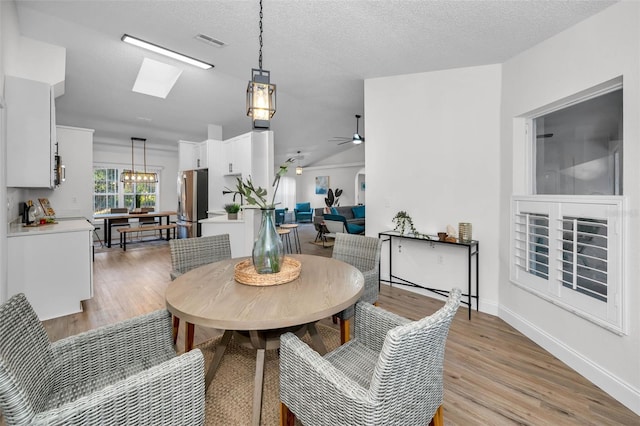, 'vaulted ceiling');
13,0,615,167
